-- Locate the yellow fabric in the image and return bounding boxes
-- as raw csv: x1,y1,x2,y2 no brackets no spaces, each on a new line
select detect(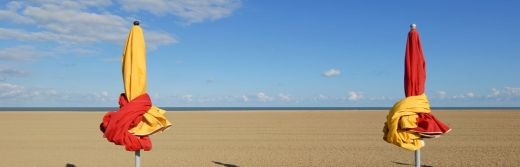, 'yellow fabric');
383,94,430,151
122,25,147,102
122,24,171,136
129,105,172,136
